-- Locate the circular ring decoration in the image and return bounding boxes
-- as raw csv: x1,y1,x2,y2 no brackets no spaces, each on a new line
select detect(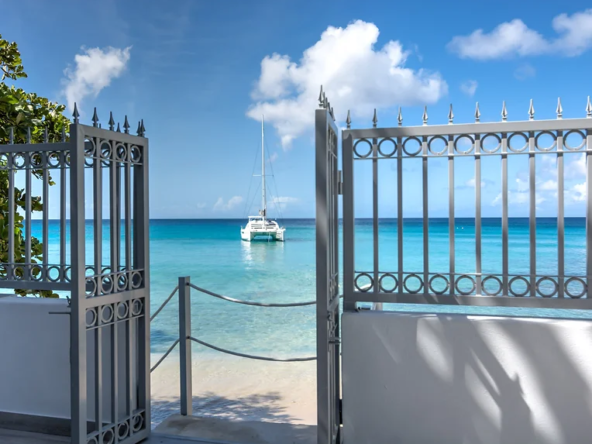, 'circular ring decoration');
565,277,587,299
354,272,373,292
47,266,61,282
65,153,71,166
429,274,450,295
64,266,72,282
535,277,558,298
0,154,7,169
403,274,424,294
101,305,114,324
29,152,43,168
86,277,97,297
117,272,128,291
131,271,143,289
509,276,530,297
132,414,144,432
86,266,96,277
13,266,25,280
402,137,422,156
115,142,127,162
13,153,27,169
508,133,529,153
101,141,112,167
563,130,586,151
534,131,557,152
353,139,373,158
86,308,98,328
379,273,398,293
84,139,95,167
482,275,503,296
47,151,61,168
0,264,7,280
30,264,44,282
87,437,99,444
101,266,112,275
377,138,397,157
480,133,502,154
117,421,130,440
101,275,114,294
455,275,476,295
428,136,448,155
130,145,142,163
454,135,475,155
102,429,115,444
132,299,144,316
117,301,129,320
